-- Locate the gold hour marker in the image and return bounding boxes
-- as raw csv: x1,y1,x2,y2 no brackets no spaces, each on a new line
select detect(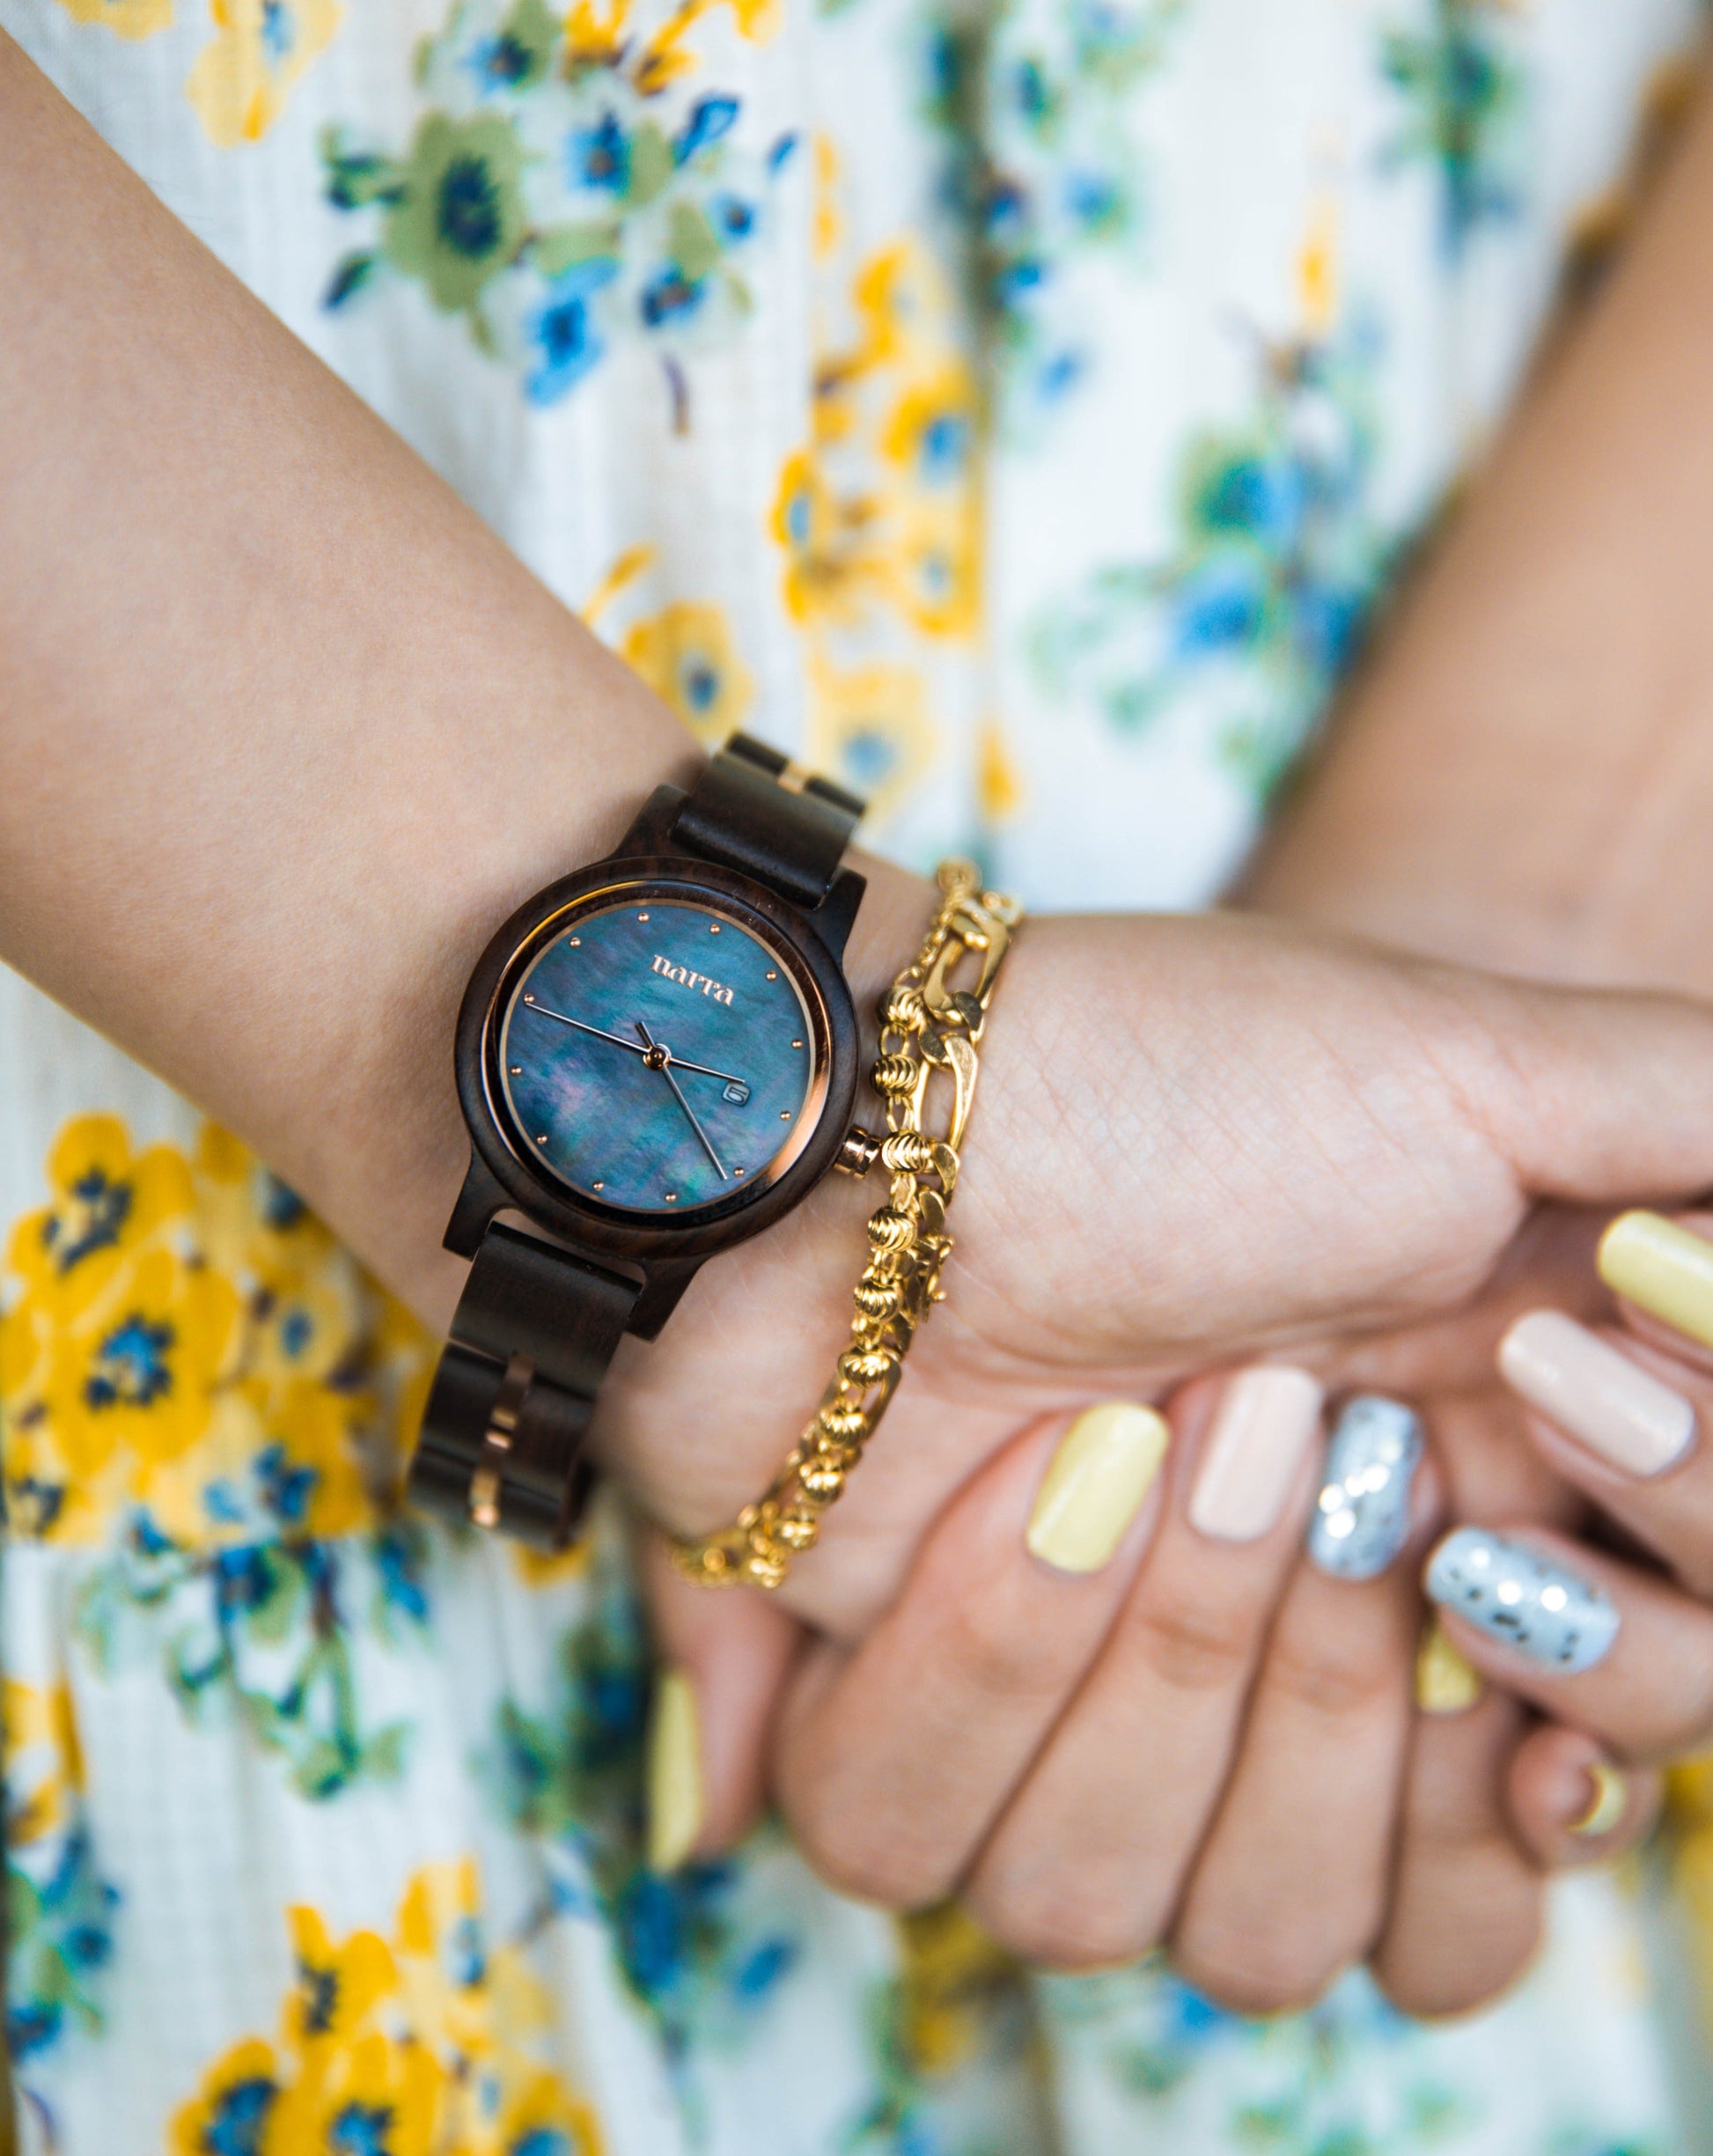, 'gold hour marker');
734,1167,746,1177
637,911,651,923
766,969,777,981
792,1039,803,1049
536,1134,548,1144
780,1110,792,1121
524,993,536,1003
709,923,721,933
568,936,580,946
665,1192,678,1203
592,1181,605,1191
510,1064,522,1075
